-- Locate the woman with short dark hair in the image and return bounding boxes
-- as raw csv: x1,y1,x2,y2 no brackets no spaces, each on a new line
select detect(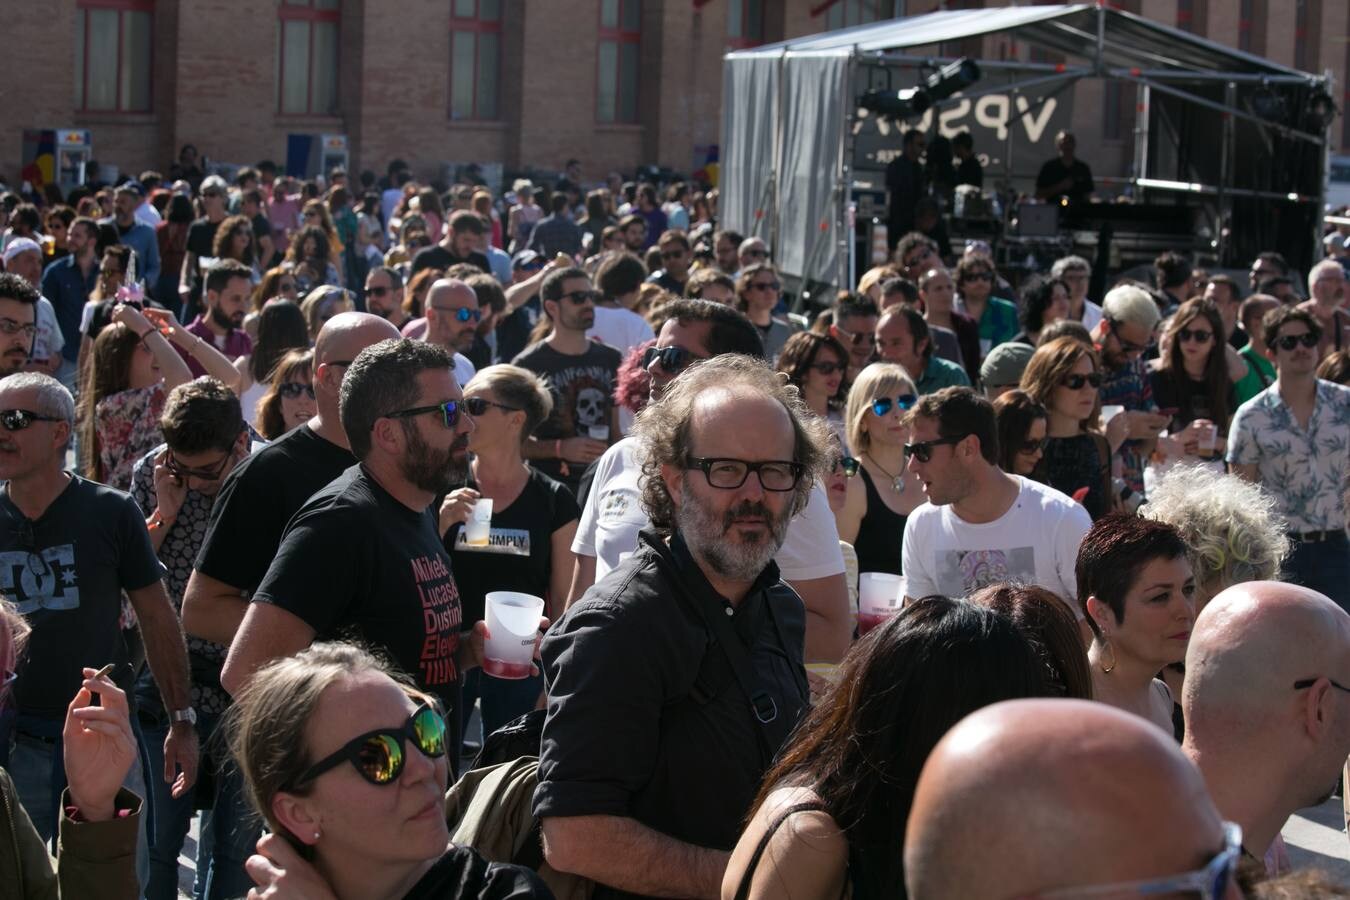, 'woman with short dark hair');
991,389,1048,477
